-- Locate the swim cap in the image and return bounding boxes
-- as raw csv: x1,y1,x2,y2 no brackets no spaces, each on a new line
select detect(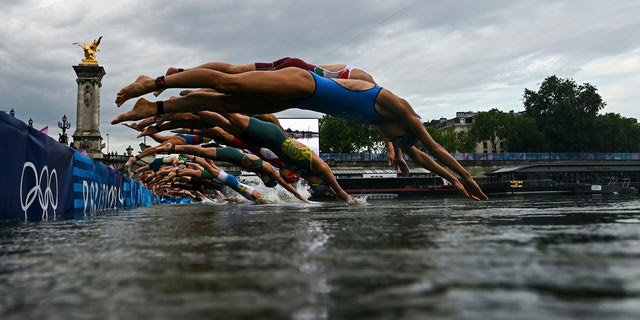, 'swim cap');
264,175,278,188
311,183,330,194
280,168,300,183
